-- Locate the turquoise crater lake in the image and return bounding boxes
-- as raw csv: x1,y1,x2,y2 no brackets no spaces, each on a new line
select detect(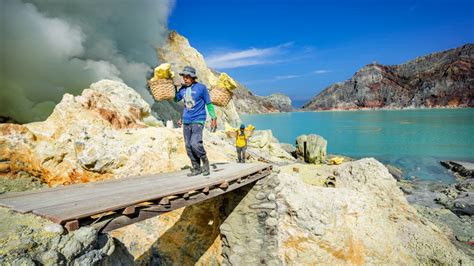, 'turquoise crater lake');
242,108,474,183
